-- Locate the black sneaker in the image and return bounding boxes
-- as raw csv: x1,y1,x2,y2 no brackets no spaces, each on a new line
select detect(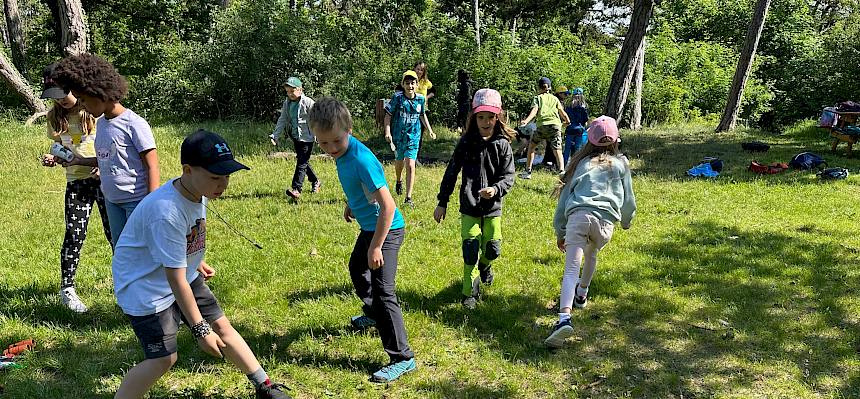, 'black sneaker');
544,319,574,348
350,315,377,331
255,381,292,399
395,181,403,196
404,197,415,208
461,296,478,309
478,263,494,285
573,295,588,309
311,180,322,193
